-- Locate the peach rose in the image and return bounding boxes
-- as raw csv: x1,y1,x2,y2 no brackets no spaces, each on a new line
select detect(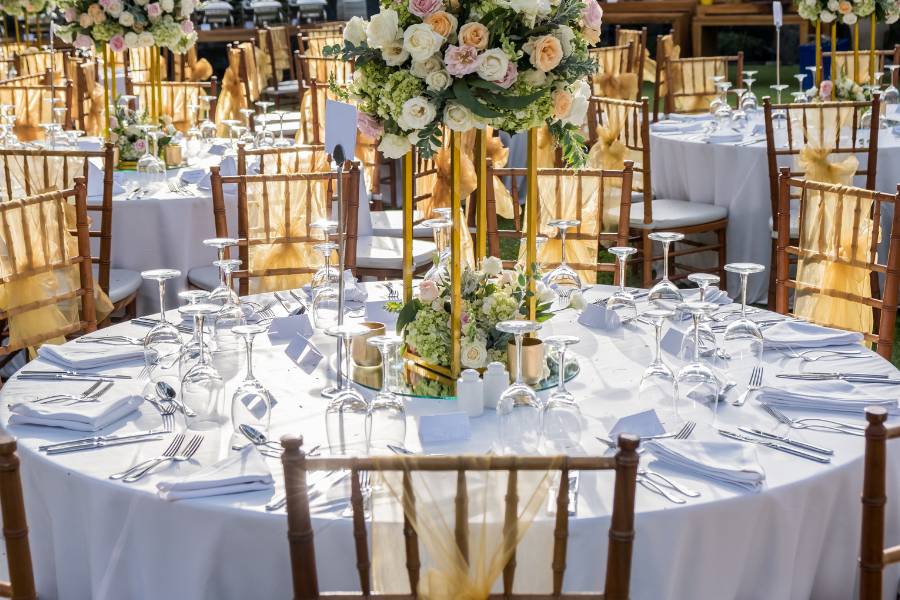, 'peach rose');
529,35,563,72
424,11,456,38
582,26,600,45
552,89,573,120
458,22,488,50
838,0,852,14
